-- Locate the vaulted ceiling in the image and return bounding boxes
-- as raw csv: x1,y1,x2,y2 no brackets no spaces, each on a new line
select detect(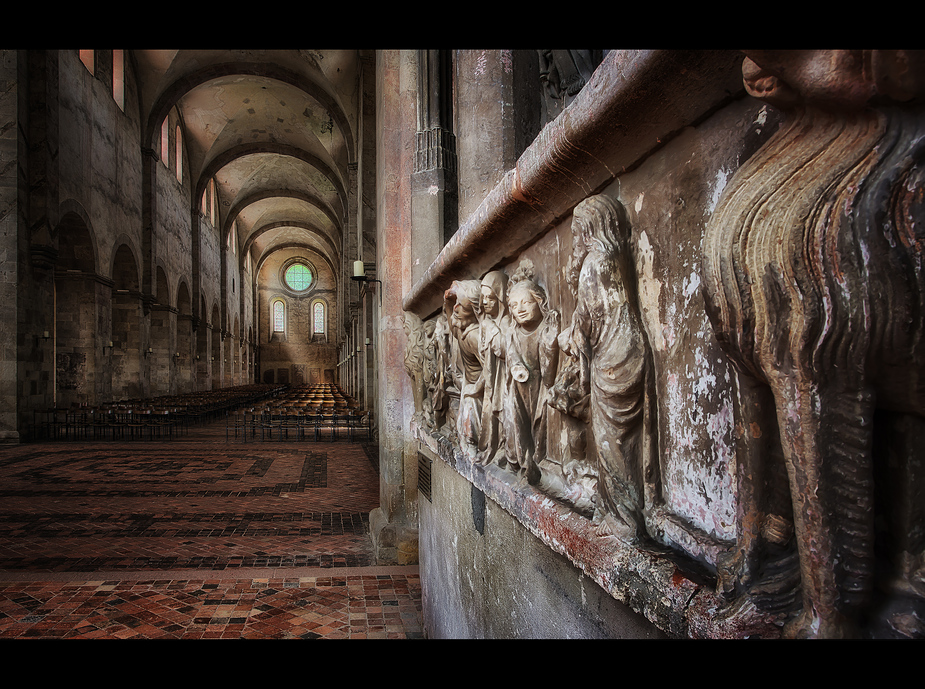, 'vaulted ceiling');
132,49,364,281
